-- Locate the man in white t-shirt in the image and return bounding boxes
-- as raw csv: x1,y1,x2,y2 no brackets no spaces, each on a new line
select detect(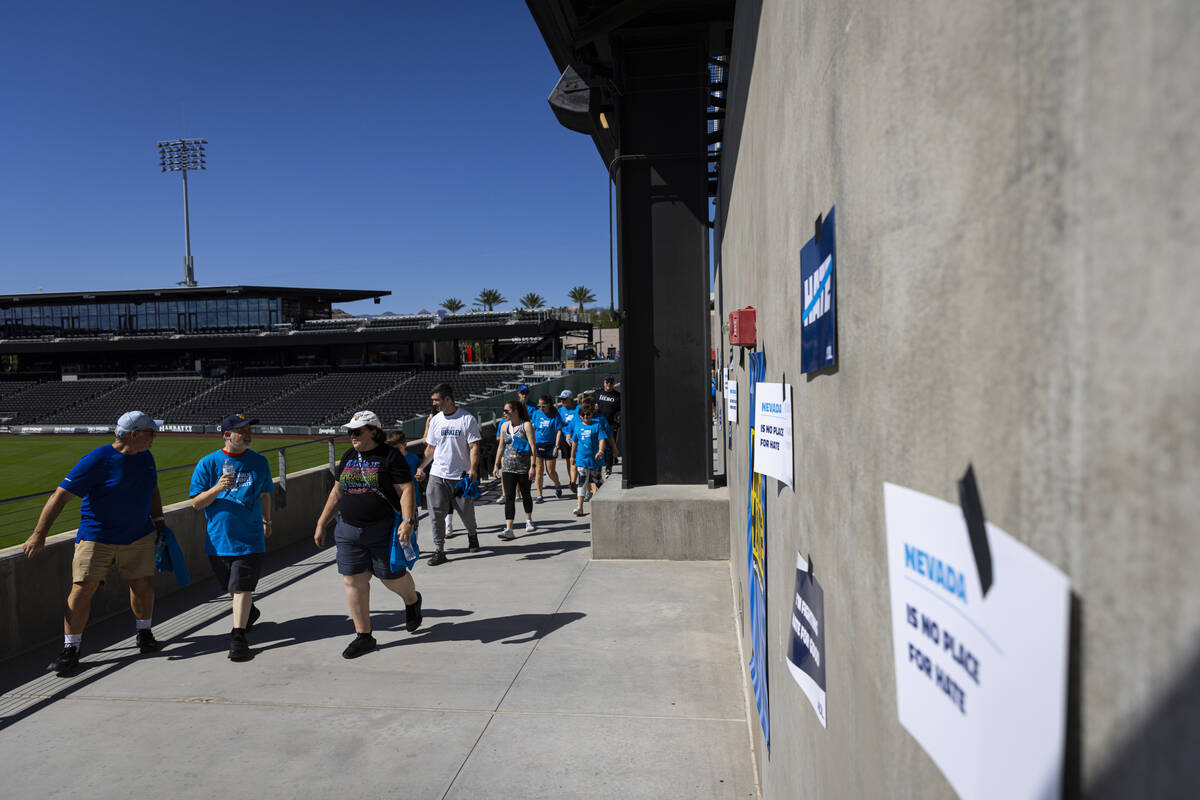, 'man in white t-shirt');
414,382,482,565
